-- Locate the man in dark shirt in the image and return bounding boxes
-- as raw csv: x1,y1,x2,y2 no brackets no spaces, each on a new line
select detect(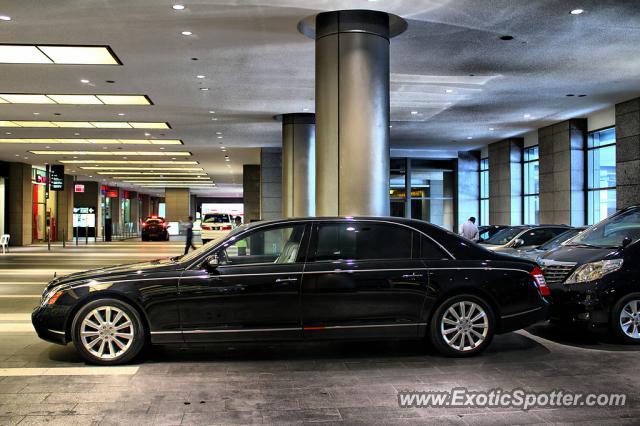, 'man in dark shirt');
184,216,196,255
